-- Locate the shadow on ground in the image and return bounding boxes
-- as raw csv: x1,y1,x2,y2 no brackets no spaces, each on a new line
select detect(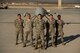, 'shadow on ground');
57,34,80,45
